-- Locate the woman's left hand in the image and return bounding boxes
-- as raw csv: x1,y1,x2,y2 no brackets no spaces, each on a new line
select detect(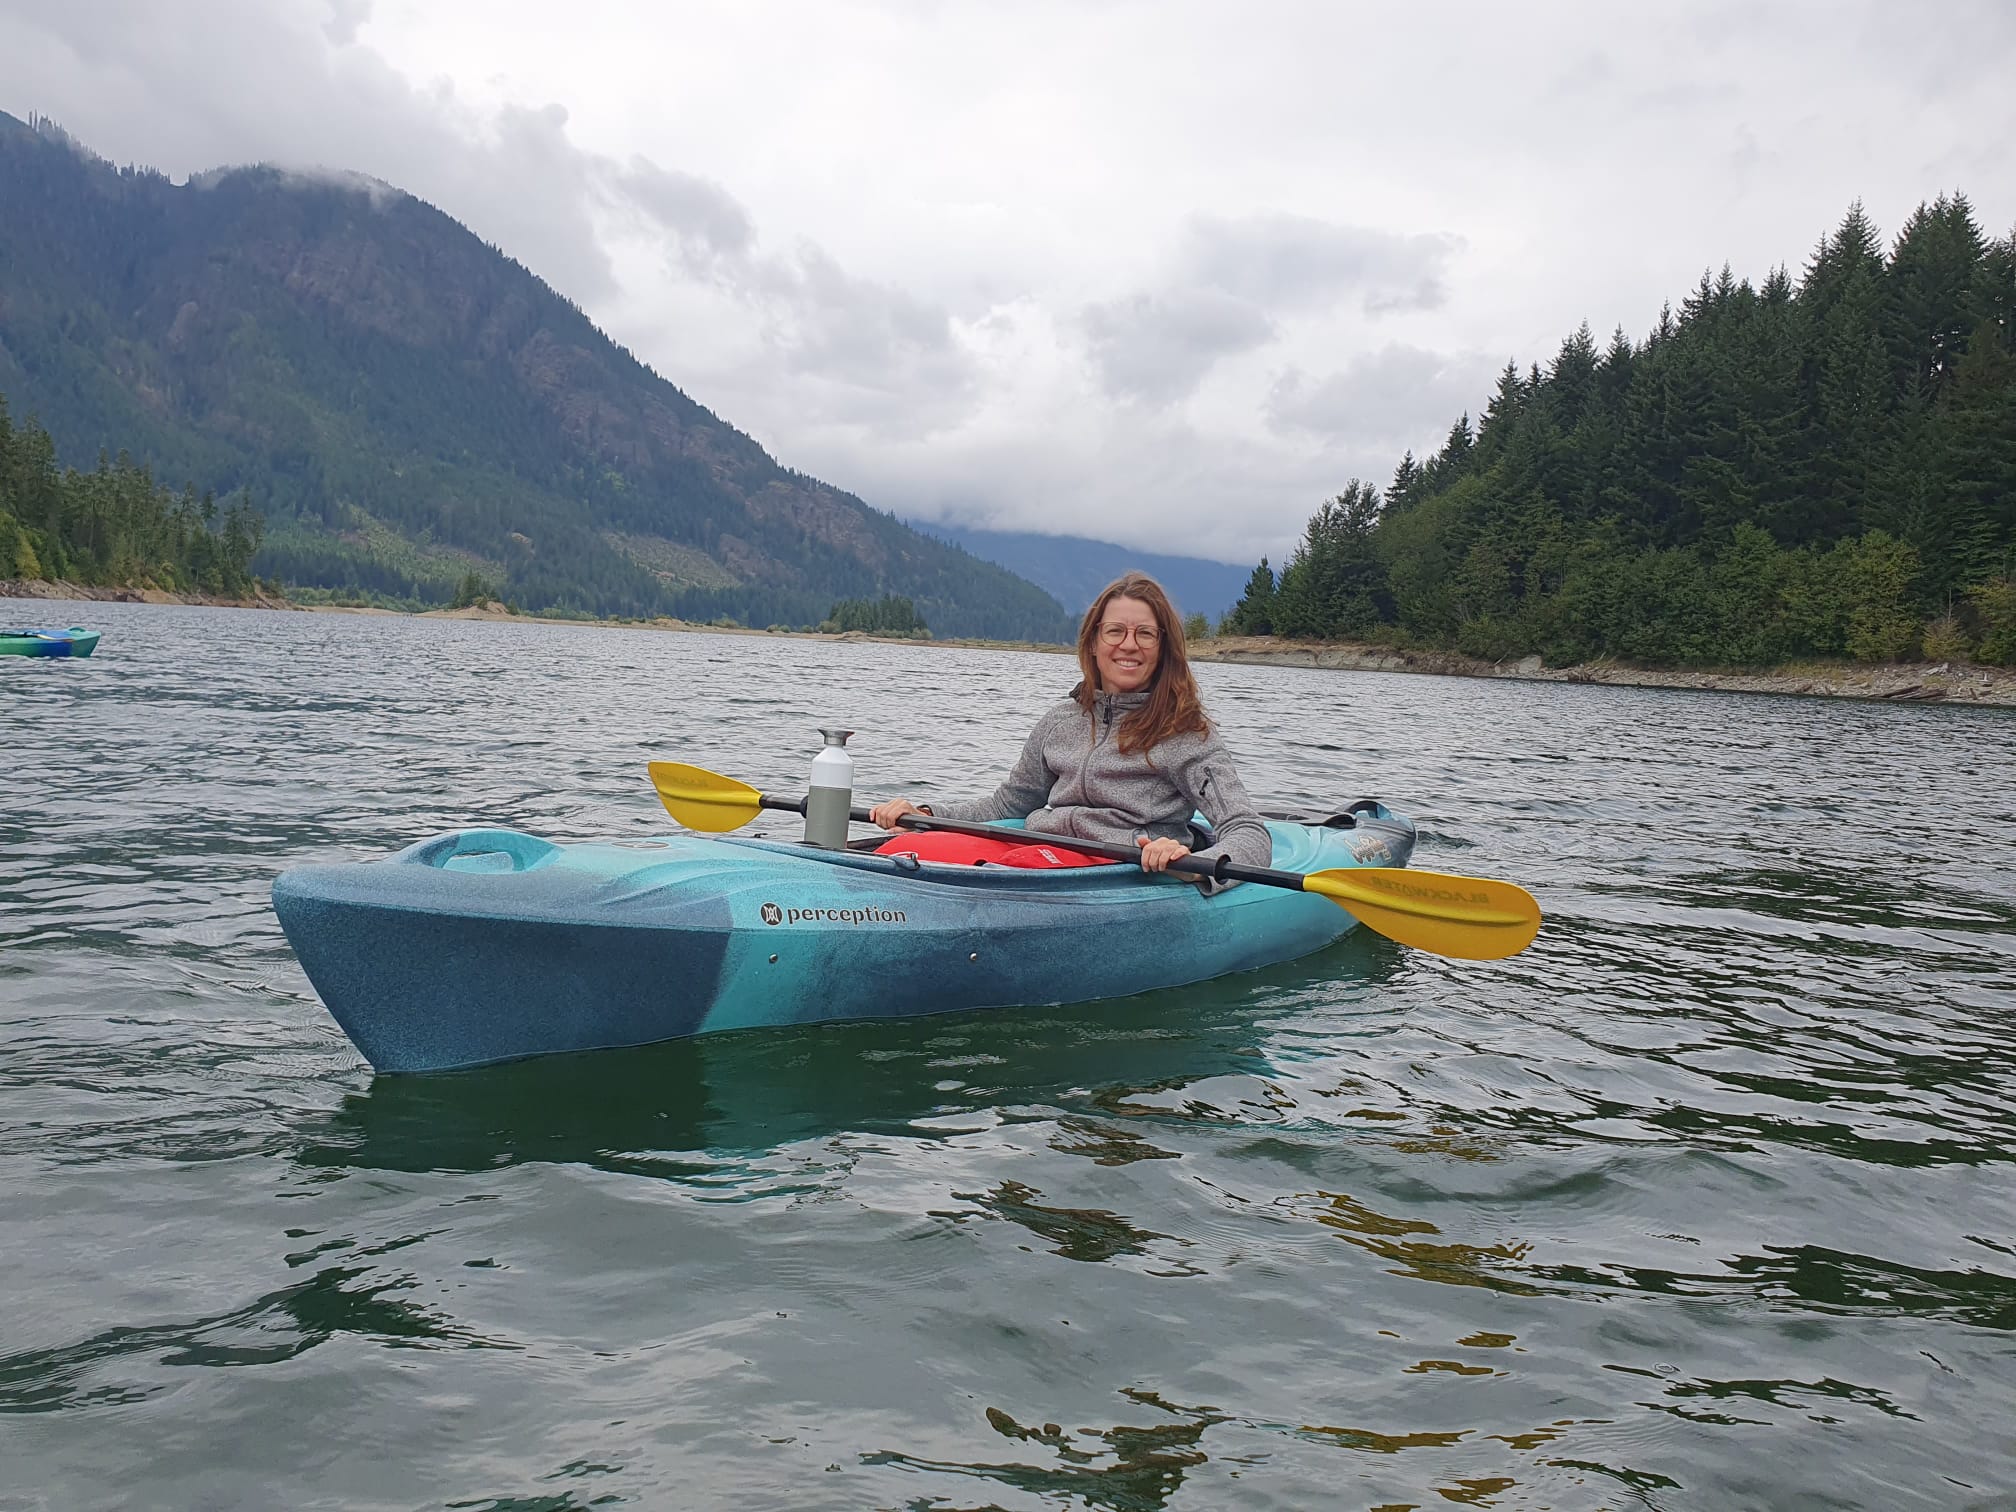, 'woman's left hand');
1135,836,1191,872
